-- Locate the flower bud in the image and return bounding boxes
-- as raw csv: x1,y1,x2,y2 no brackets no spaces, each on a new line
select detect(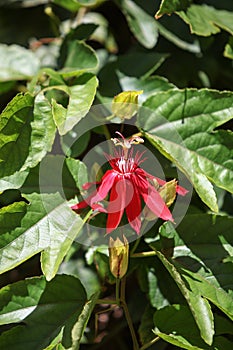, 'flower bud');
159,179,177,207
112,90,143,120
108,235,129,279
